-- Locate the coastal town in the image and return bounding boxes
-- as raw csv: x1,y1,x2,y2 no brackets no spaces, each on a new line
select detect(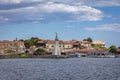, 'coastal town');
0,0,120,80
0,35,120,58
